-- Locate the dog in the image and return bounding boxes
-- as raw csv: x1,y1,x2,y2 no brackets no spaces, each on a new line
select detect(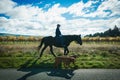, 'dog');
54,55,77,68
